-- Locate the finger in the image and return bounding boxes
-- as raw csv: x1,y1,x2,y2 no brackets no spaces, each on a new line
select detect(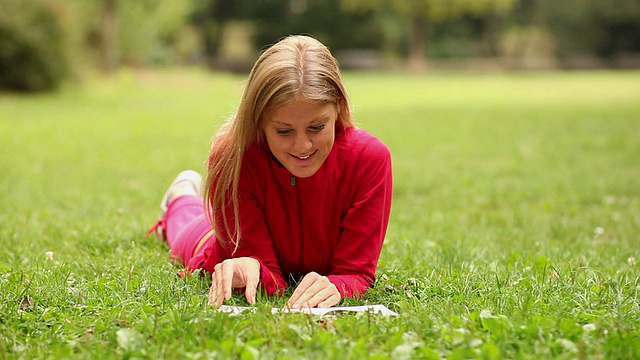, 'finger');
291,279,328,308
207,281,216,306
208,271,221,308
244,272,259,304
317,286,341,308
288,273,318,307
220,261,235,301
303,285,337,308
295,285,321,308
213,264,226,307
241,258,260,304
